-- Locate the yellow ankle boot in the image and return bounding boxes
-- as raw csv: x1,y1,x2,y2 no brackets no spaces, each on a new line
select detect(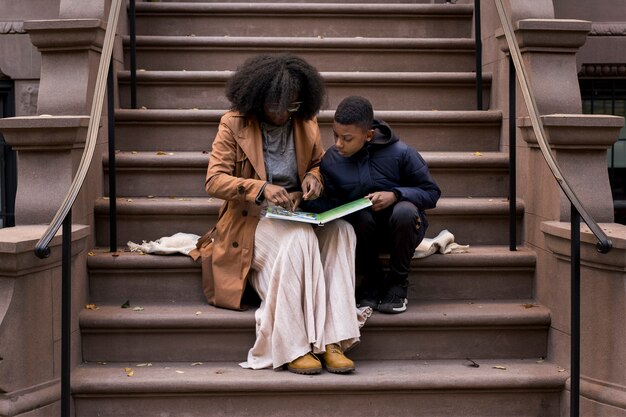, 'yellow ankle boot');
323,343,355,373
287,352,322,375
